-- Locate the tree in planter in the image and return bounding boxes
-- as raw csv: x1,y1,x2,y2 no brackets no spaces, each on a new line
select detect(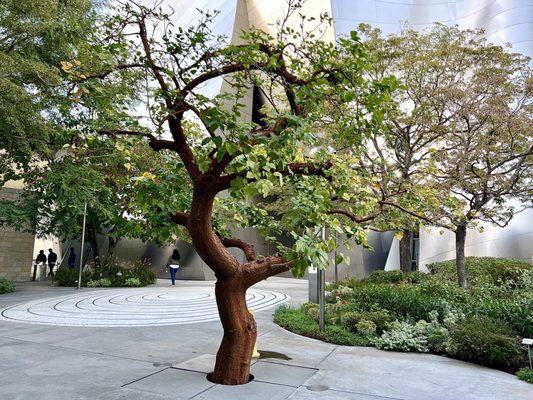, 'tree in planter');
356,24,532,283
59,2,392,384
